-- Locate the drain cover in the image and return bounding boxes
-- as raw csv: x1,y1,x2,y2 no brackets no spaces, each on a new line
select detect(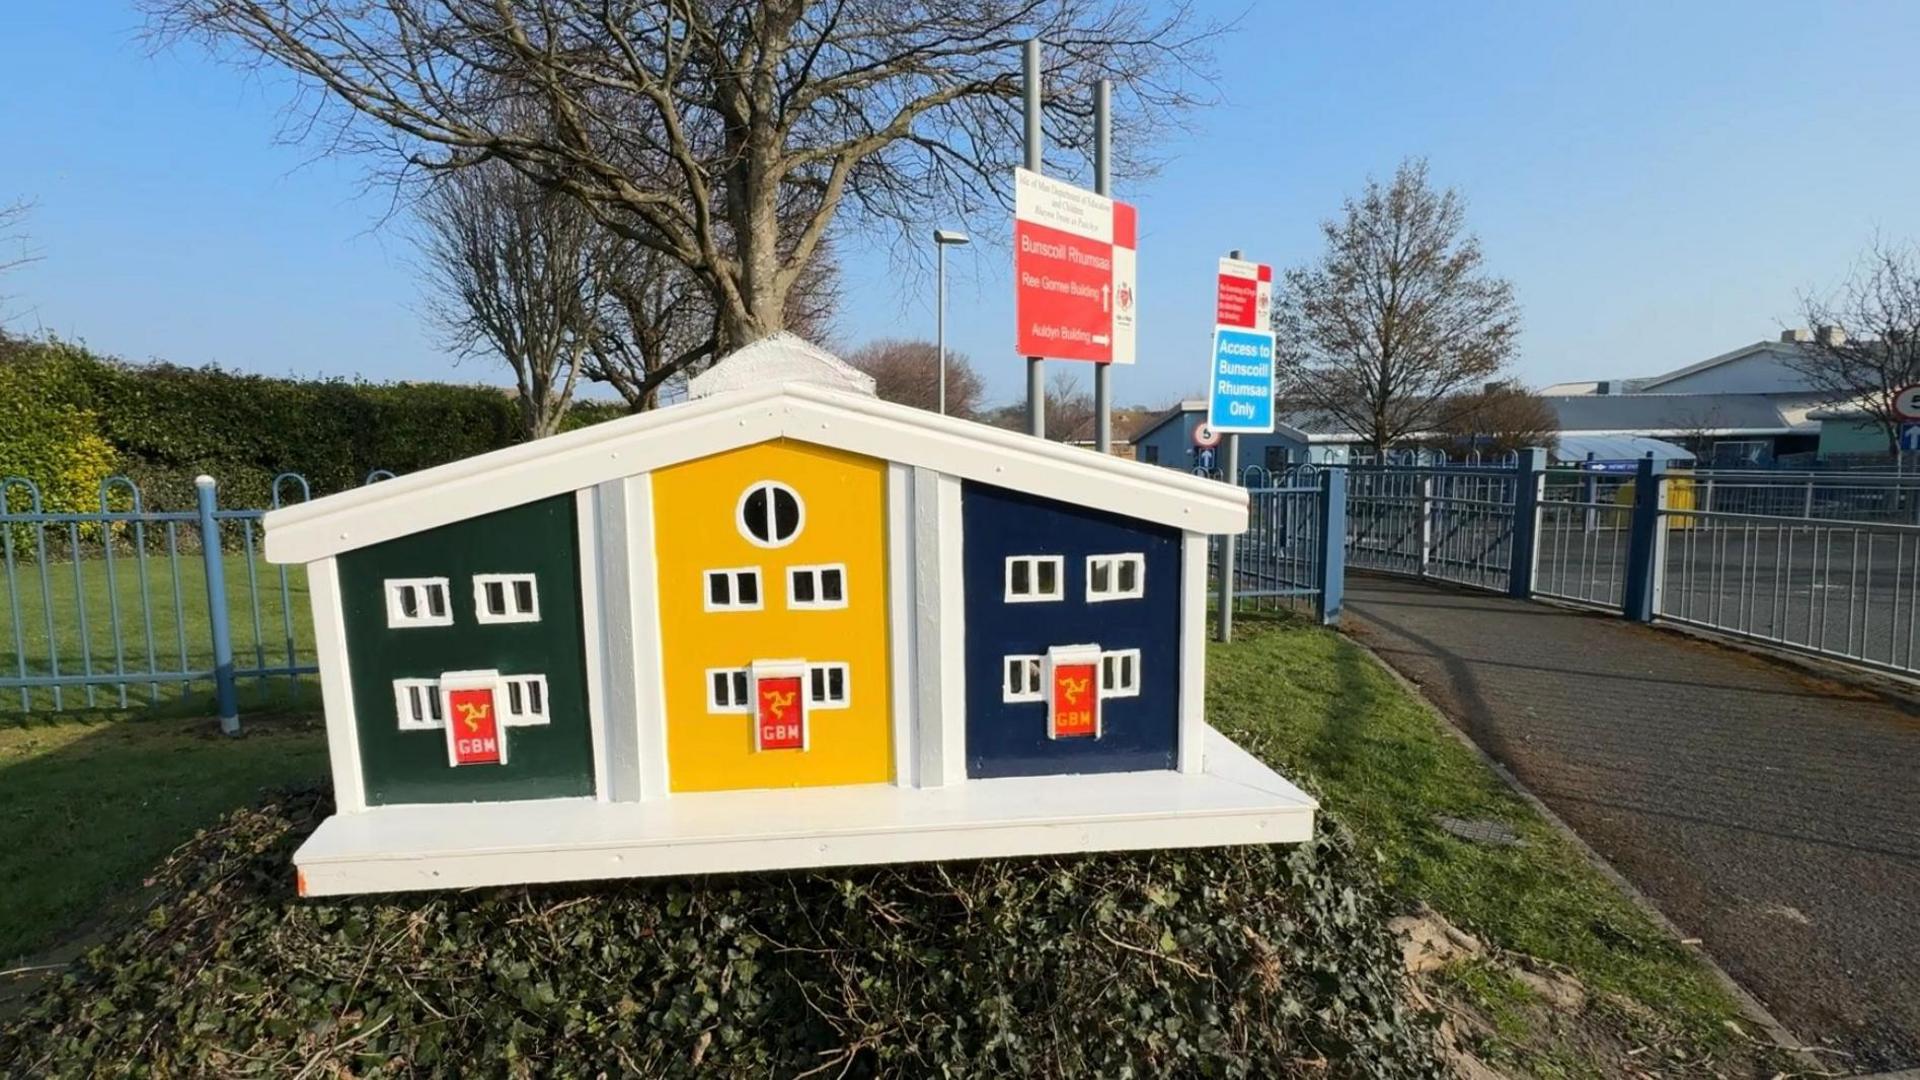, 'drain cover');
1436,816,1524,847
